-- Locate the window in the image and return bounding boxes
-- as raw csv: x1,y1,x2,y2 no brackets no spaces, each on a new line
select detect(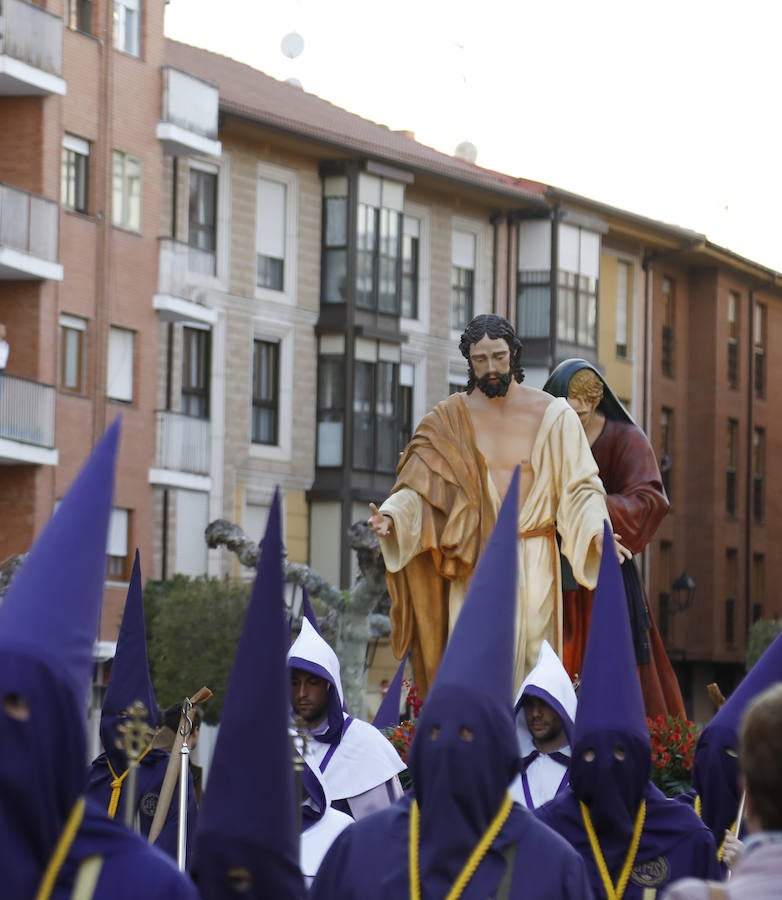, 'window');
753,427,765,523
658,540,672,643
725,598,736,648
660,407,673,500
725,549,738,648
107,326,134,402
256,178,285,291
451,229,476,329
111,151,141,232
62,135,89,213
661,277,674,376
517,219,551,338
59,315,87,393
727,291,739,389
175,491,208,577
107,508,130,581
317,356,345,466
616,260,632,358
251,340,279,445
557,224,599,348
353,359,399,473
181,327,210,419
355,175,403,313
752,553,765,623
399,363,415,448
401,217,420,319
322,177,348,304
67,0,92,32
726,419,738,517
113,0,140,56
754,303,766,399
188,165,217,276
